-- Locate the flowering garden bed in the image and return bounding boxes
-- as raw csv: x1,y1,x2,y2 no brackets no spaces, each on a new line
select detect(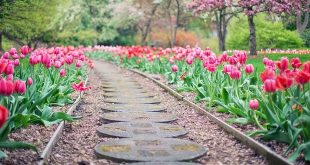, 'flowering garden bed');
89,45,310,163
0,46,92,160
